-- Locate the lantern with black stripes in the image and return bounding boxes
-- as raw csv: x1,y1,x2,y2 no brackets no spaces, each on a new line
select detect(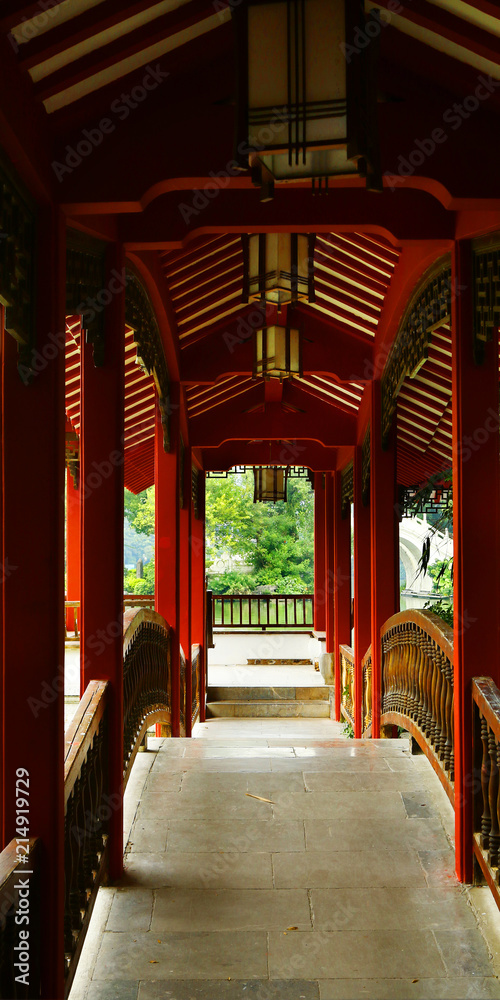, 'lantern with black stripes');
253,466,289,502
